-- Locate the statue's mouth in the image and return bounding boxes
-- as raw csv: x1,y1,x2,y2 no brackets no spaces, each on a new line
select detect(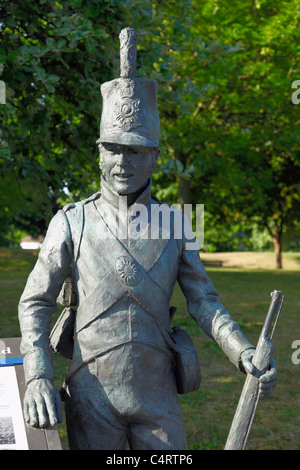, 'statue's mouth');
114,173,133,180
